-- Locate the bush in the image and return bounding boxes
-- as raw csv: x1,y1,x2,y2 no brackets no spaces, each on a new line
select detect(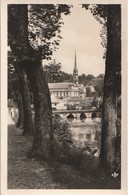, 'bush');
53,117,82,166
